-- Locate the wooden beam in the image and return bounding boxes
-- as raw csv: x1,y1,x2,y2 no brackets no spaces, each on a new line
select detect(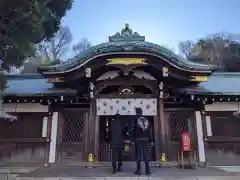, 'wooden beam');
205,102,239,111
2,103,48,112
96,94,157,99
95,77,158,88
